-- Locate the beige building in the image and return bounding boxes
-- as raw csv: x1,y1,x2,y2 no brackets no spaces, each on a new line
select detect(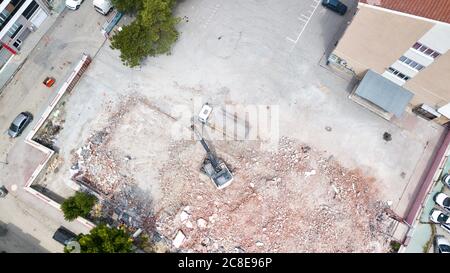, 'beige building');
329,0,450,125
